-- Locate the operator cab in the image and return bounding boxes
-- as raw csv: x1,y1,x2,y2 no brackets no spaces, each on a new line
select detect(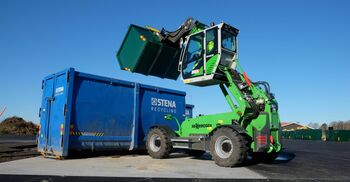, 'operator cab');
179,23,239,86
